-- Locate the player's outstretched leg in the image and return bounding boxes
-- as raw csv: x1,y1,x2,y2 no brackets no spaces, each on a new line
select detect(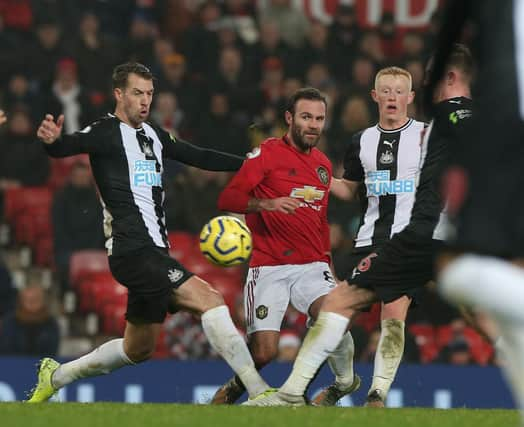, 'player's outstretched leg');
173,276,270,400
26,337,137,403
